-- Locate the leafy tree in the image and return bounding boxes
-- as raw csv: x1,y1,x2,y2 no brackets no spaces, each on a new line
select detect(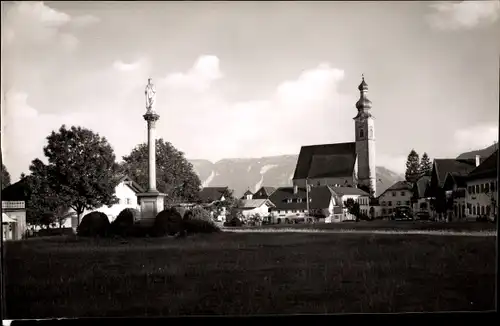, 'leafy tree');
405,149,420,183
32,125,119,227
121,139,201,205
419,152,432,177
1,163,11,190
343,198,360,219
